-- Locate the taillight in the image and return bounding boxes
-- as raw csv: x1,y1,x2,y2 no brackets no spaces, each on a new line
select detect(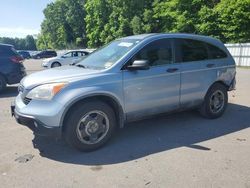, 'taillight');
10,56,24,63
